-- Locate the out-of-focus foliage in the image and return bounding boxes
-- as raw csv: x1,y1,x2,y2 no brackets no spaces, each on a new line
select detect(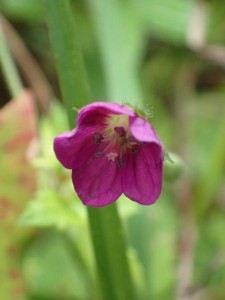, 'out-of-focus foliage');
0,0,44,23
18,102,99,299
0,90,37,299
0,0,225,299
